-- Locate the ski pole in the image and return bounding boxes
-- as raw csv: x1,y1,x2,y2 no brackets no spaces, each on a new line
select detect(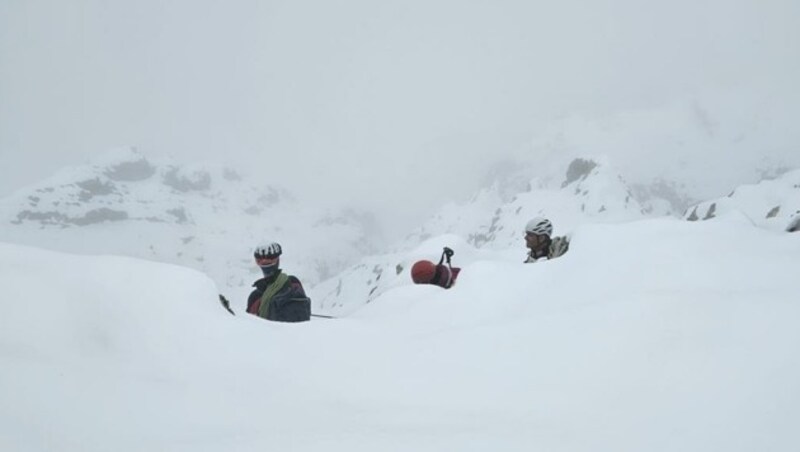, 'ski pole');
311,313,336,319
218,294,236,316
